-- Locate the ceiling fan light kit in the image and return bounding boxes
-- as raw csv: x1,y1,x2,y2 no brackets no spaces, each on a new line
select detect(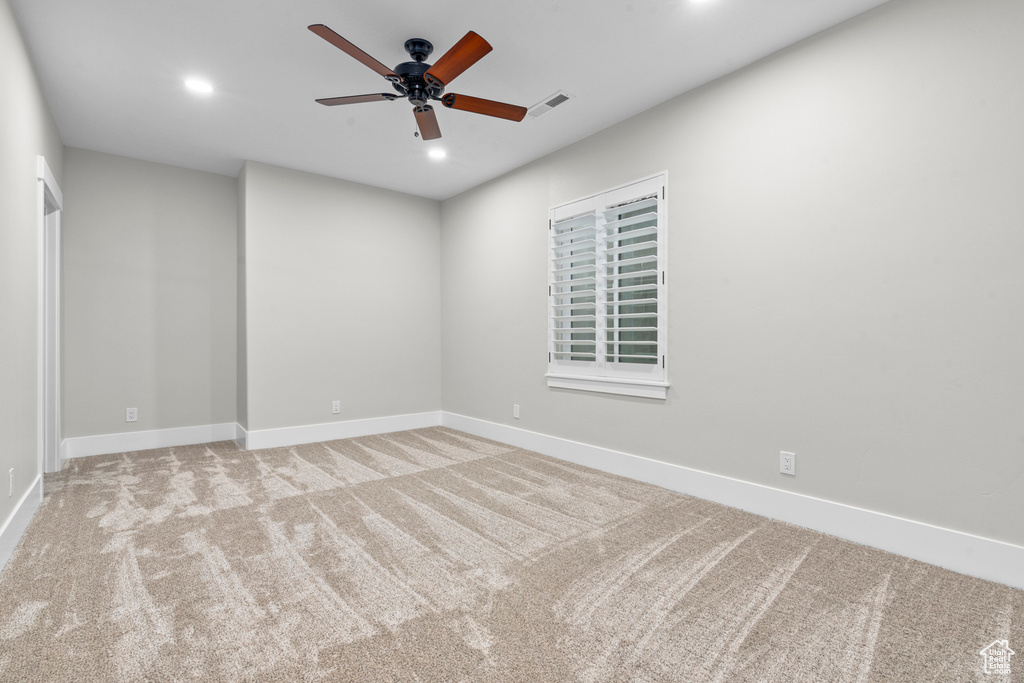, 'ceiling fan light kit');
309,24,528,141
